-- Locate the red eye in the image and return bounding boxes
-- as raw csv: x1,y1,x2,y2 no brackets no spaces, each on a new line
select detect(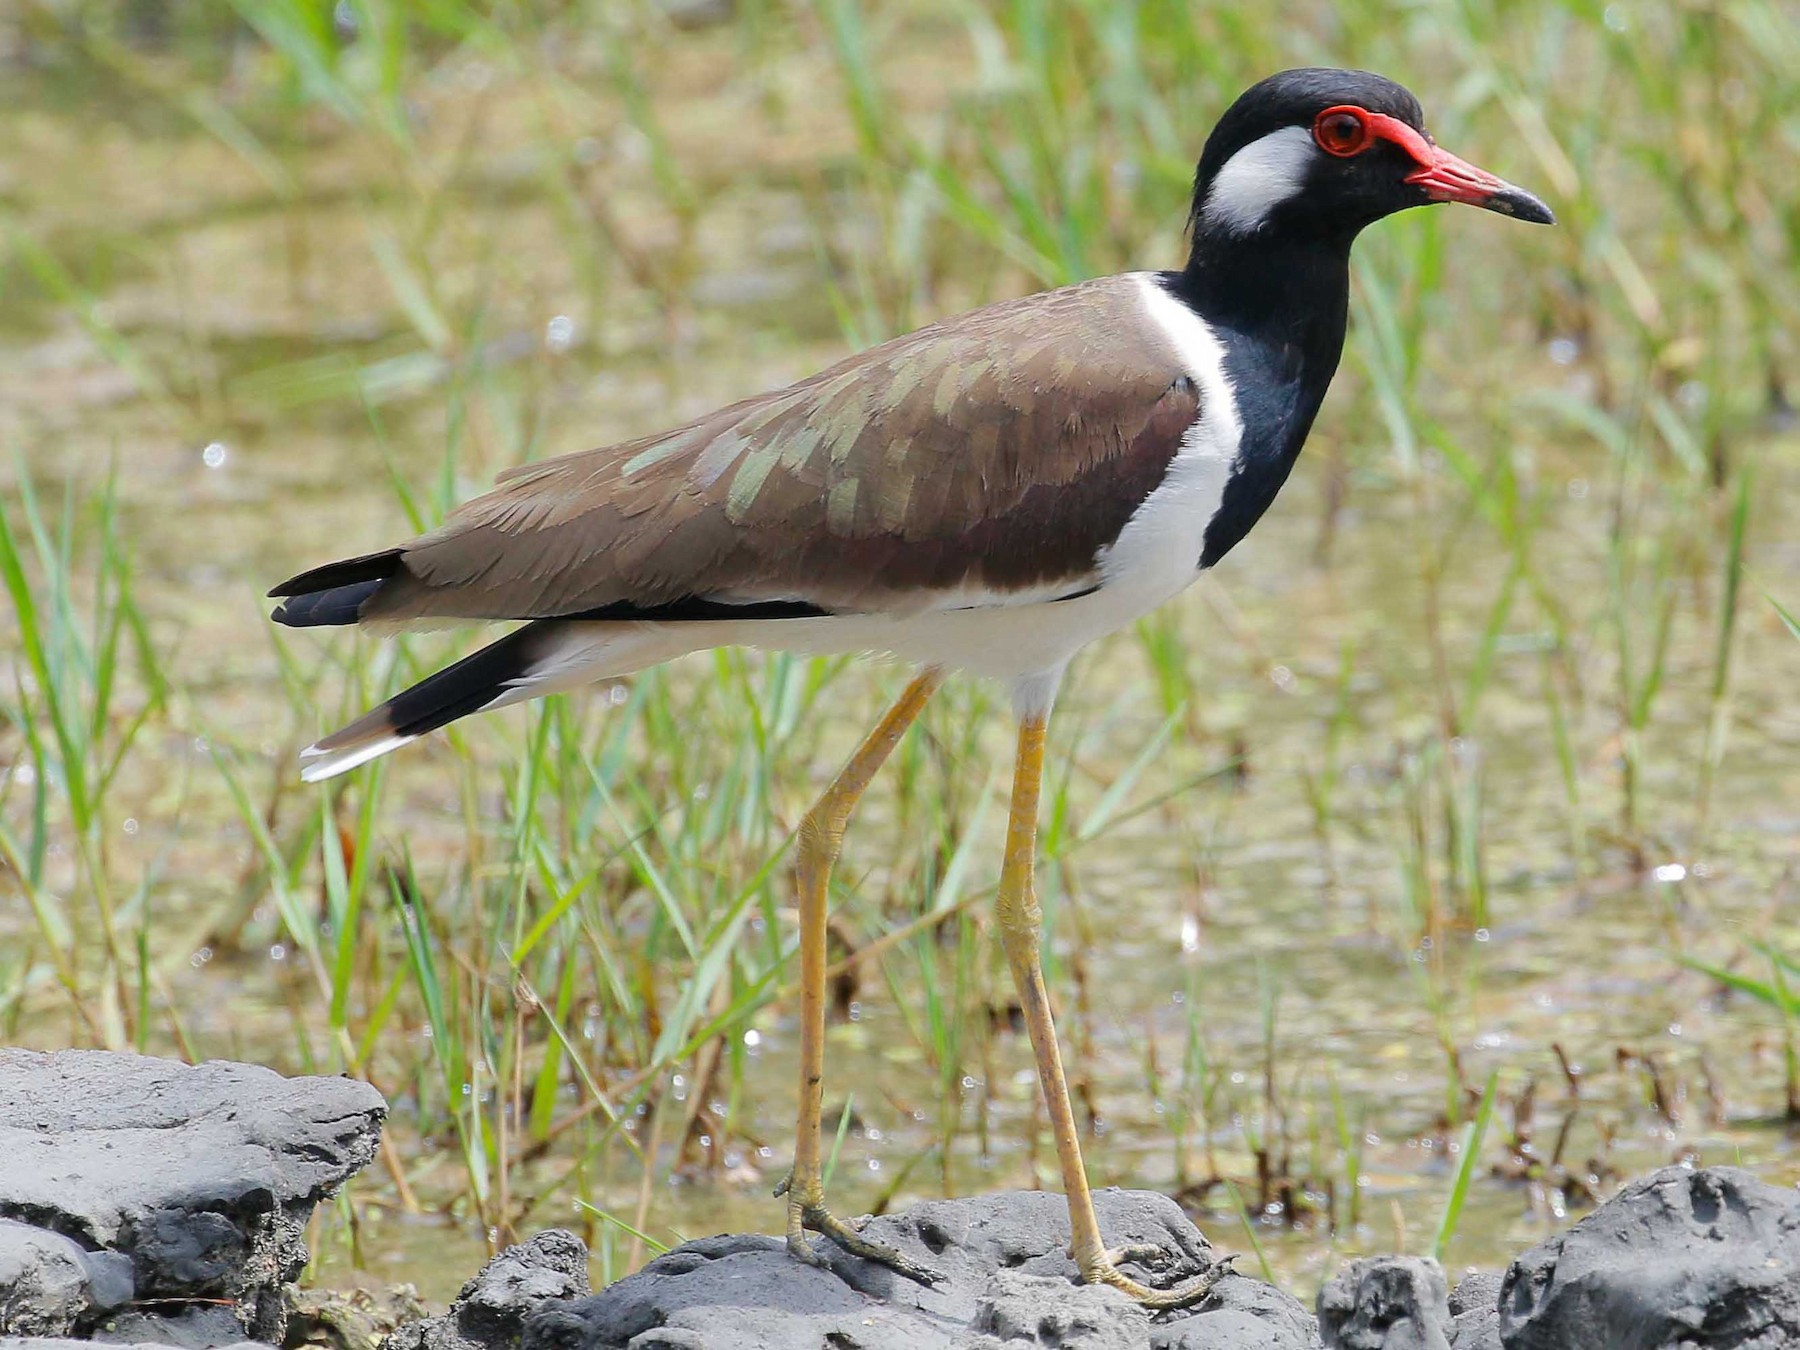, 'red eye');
1313,106,1373,157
